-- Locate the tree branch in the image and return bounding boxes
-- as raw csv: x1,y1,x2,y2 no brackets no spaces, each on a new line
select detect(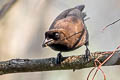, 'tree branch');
0,50,120,75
